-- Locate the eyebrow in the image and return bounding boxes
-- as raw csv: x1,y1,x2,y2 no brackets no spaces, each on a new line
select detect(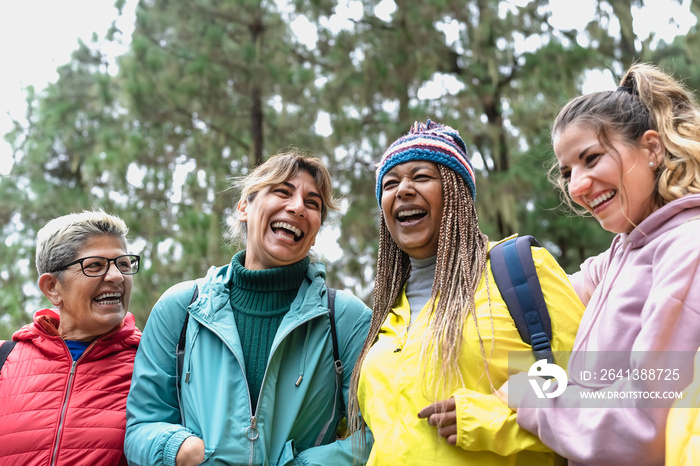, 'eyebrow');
282,181,322,200
578,144,597,160
559,144,597,171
